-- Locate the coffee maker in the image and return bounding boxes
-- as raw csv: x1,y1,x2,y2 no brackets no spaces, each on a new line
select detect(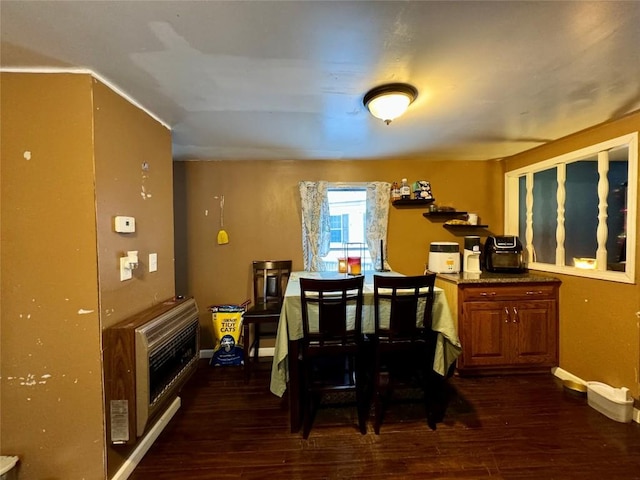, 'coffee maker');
463,236,482,273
